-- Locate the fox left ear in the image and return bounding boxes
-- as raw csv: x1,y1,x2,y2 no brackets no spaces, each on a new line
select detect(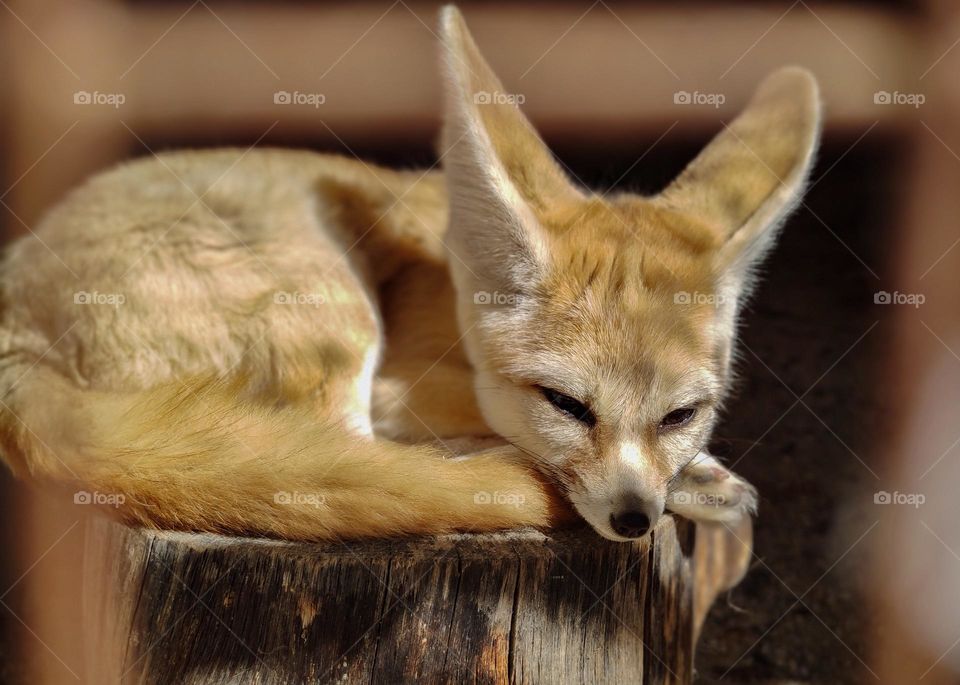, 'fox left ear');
656,67,821,377
658,67,821,285
438,6,583,297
